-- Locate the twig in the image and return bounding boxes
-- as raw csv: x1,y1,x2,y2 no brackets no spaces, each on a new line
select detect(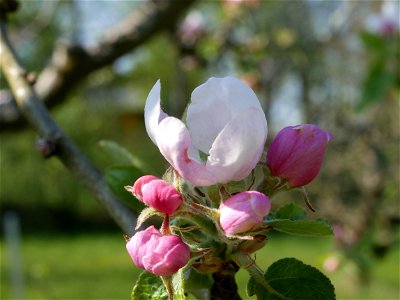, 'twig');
0,20,137,235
